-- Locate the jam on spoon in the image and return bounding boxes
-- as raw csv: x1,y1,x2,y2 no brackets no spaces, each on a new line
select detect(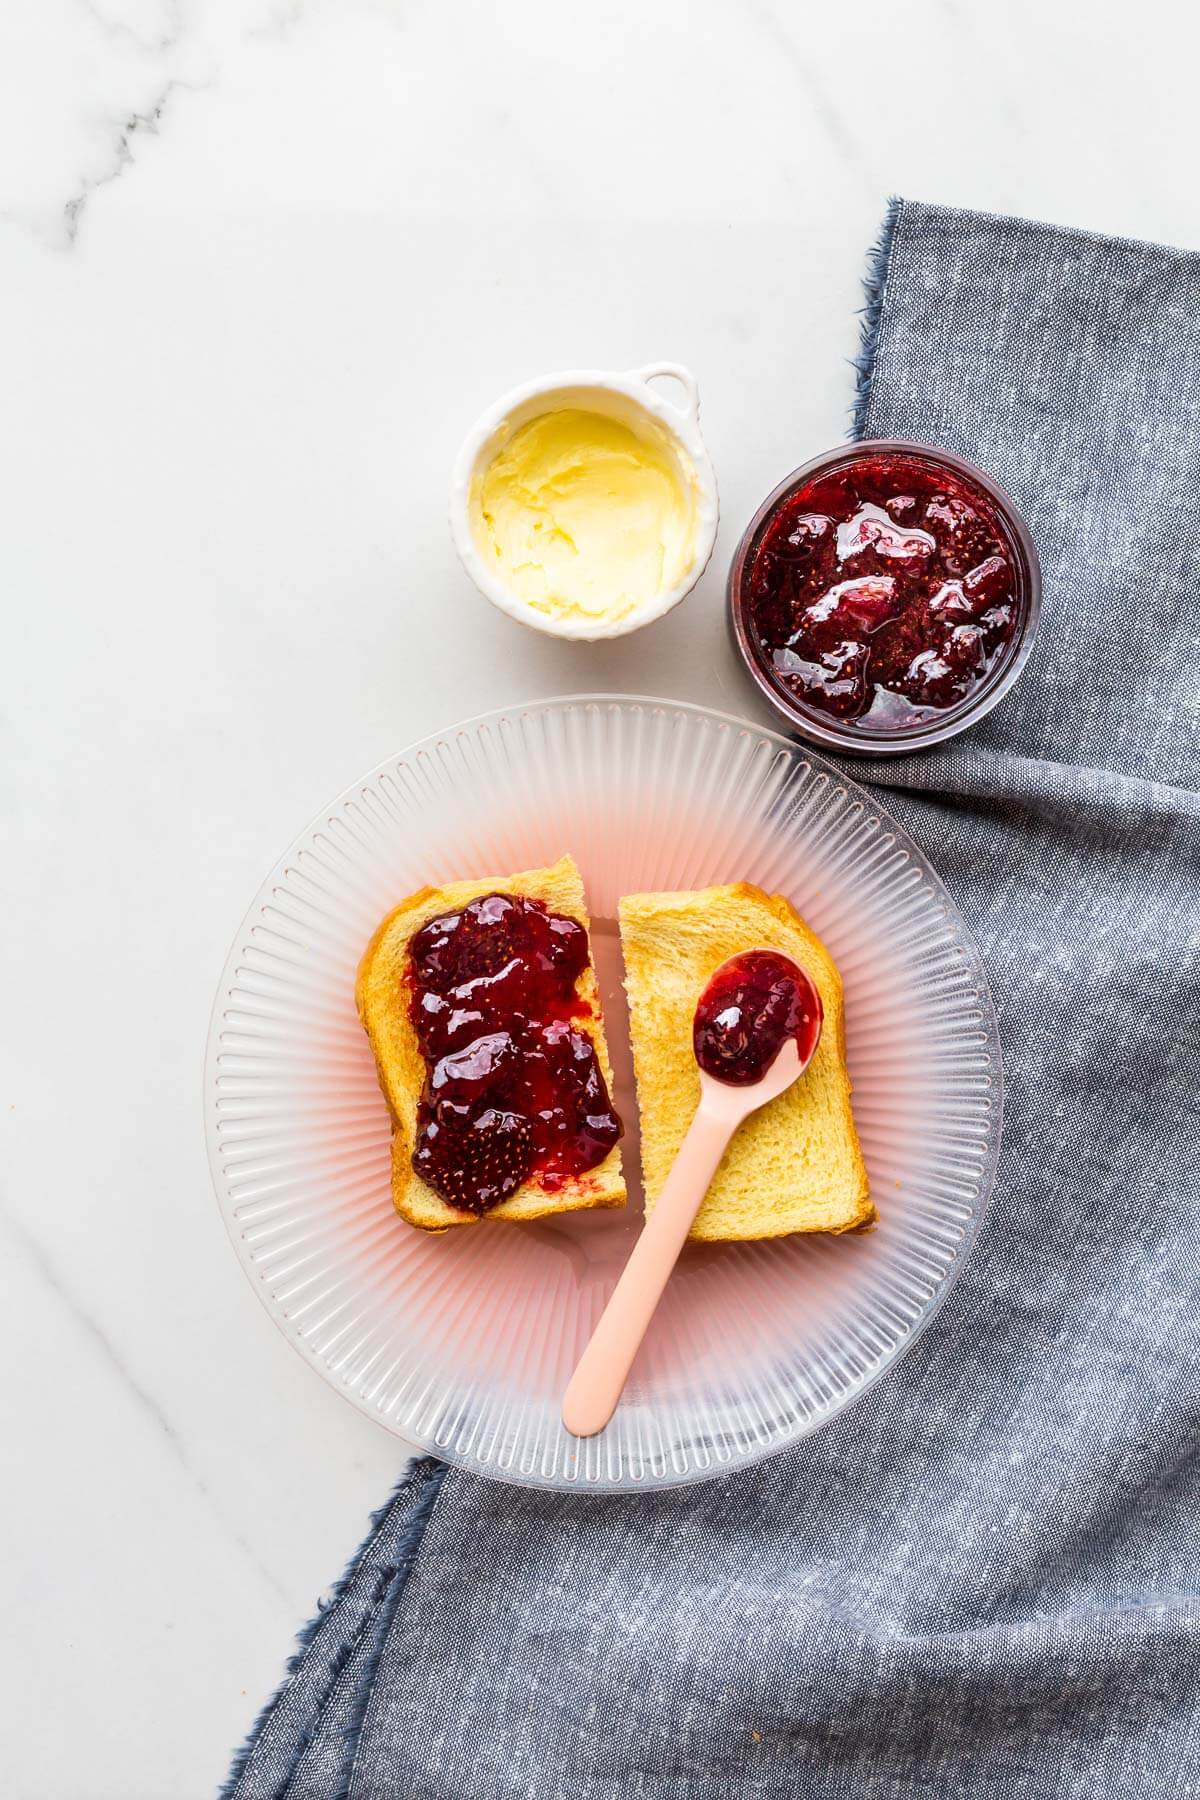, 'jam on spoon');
746,450,1020,729
693,950,823,1086
407,893,621,1213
